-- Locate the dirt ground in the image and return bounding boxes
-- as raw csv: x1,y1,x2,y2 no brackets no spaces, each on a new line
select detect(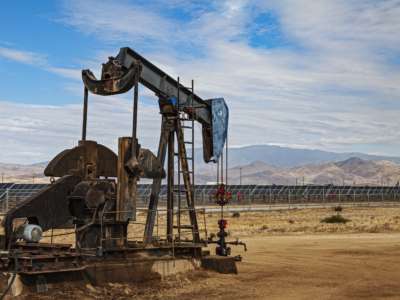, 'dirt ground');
205,233,400,300
25,206,400,299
